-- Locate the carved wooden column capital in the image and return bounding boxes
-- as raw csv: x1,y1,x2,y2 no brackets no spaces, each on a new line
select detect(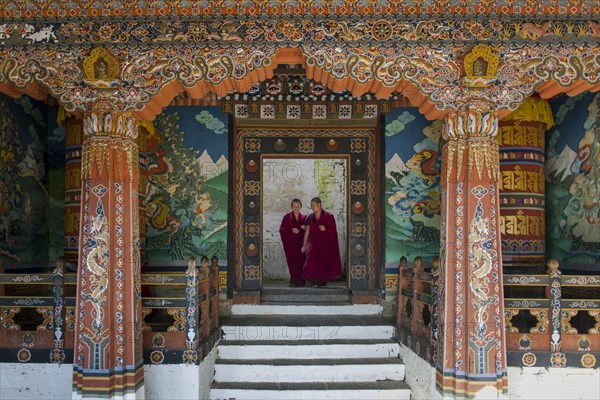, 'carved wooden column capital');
442,102,501,183
443,104,498,141
81,111,140,182
83,110,138,139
